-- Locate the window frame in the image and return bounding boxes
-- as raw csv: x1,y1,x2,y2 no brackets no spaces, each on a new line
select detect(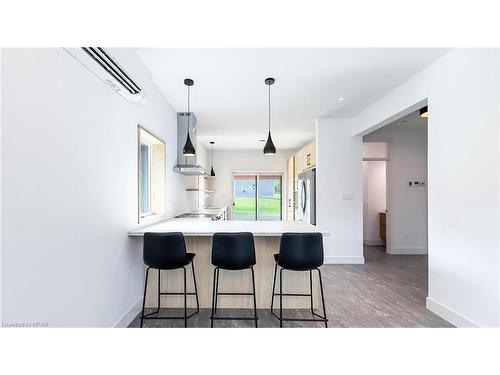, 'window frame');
231,172,284,221
137,125,166,224
139,141,153,218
